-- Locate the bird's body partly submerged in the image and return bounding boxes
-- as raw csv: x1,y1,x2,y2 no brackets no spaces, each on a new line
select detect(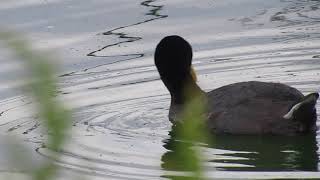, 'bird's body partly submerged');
205,81,317,135
155,35,319,136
